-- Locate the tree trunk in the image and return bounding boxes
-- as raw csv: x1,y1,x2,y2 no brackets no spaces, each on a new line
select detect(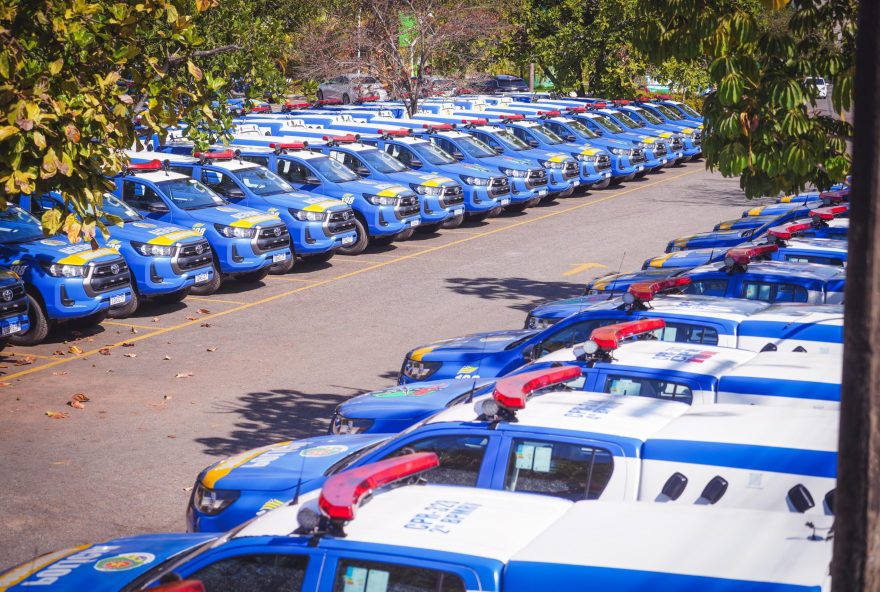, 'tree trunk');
831,0,880,589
